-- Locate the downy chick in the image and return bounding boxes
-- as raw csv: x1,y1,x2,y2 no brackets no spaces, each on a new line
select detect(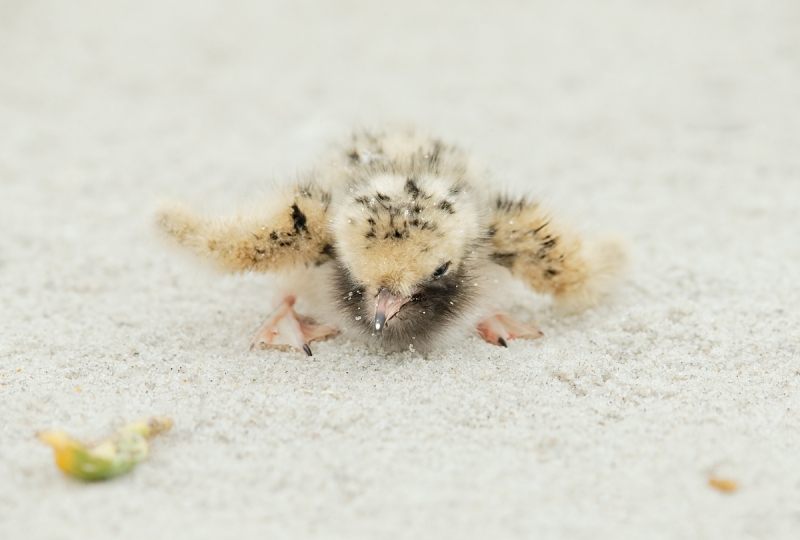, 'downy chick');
157,129,626,355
